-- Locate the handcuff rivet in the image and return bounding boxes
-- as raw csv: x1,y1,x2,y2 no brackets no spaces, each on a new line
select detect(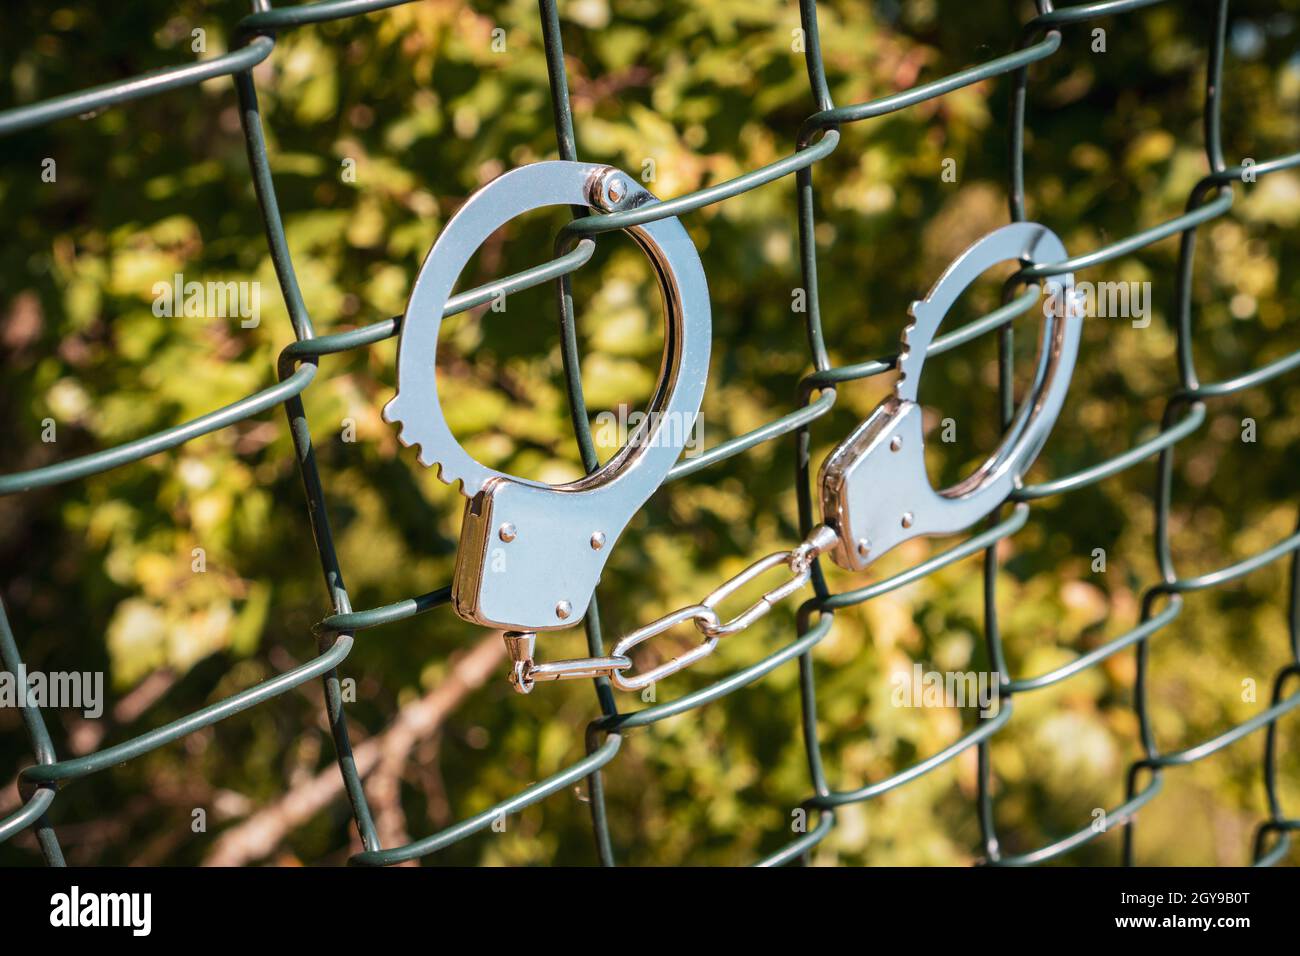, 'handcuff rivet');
590,532,606,551
499,523,517,543
901,512,914,529
555,601,572,620
890,436,903,452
